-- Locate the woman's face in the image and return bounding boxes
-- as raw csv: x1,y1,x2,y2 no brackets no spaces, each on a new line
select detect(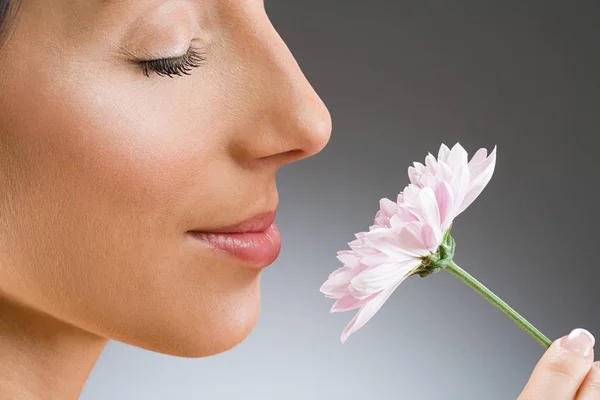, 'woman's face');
0,0,331,357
